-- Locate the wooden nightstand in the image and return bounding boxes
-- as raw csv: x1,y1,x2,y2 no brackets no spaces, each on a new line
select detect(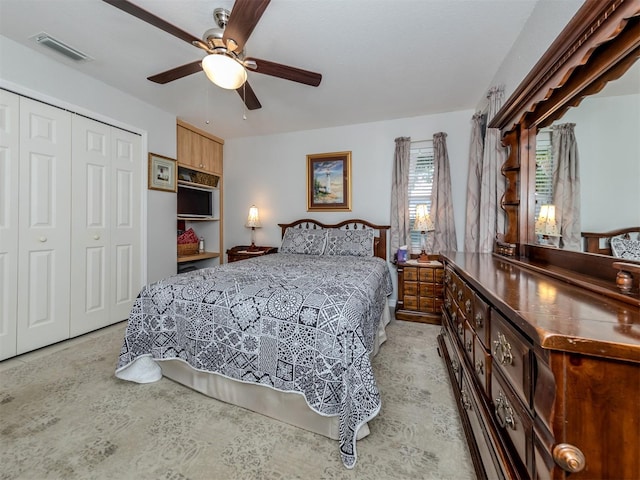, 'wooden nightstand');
226,245,278,263
395,256,444,324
